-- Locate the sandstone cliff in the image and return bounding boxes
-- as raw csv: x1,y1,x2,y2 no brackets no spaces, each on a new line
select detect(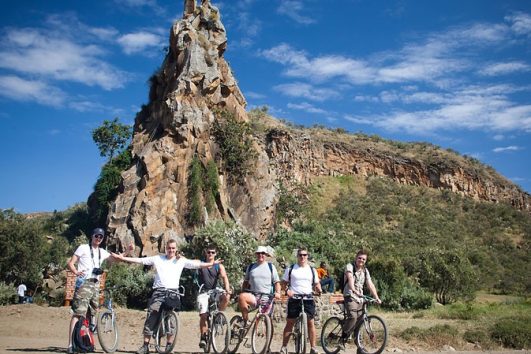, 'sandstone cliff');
106,1,529,256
